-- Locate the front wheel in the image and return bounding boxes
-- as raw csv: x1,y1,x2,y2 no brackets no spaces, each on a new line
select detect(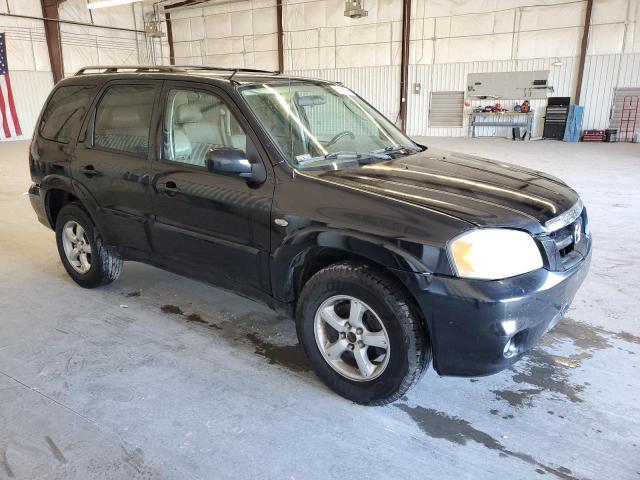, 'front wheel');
296,262,430,405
